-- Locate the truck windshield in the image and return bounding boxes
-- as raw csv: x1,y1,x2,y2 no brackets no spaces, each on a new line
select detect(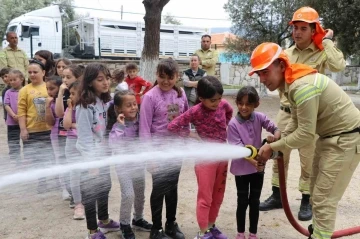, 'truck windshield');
21,26,30,37
7,25,17,33
21,25,39,38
